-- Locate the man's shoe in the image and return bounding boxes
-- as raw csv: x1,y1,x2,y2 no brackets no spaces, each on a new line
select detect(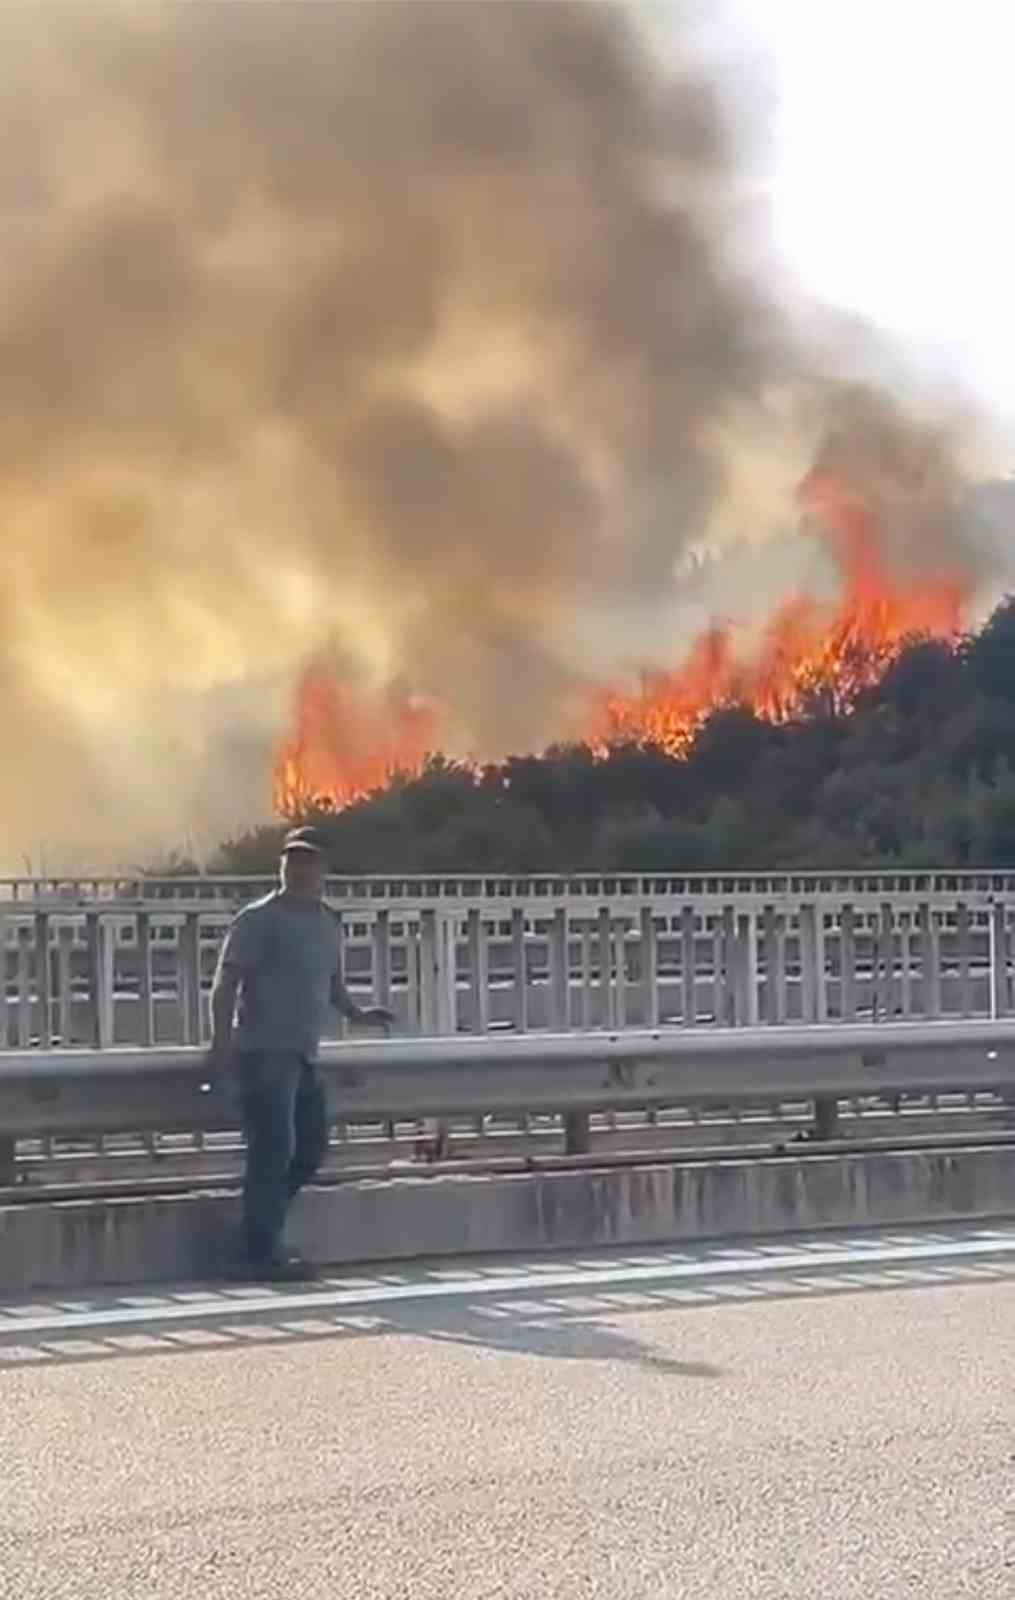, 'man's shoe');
244,1254,319,1284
